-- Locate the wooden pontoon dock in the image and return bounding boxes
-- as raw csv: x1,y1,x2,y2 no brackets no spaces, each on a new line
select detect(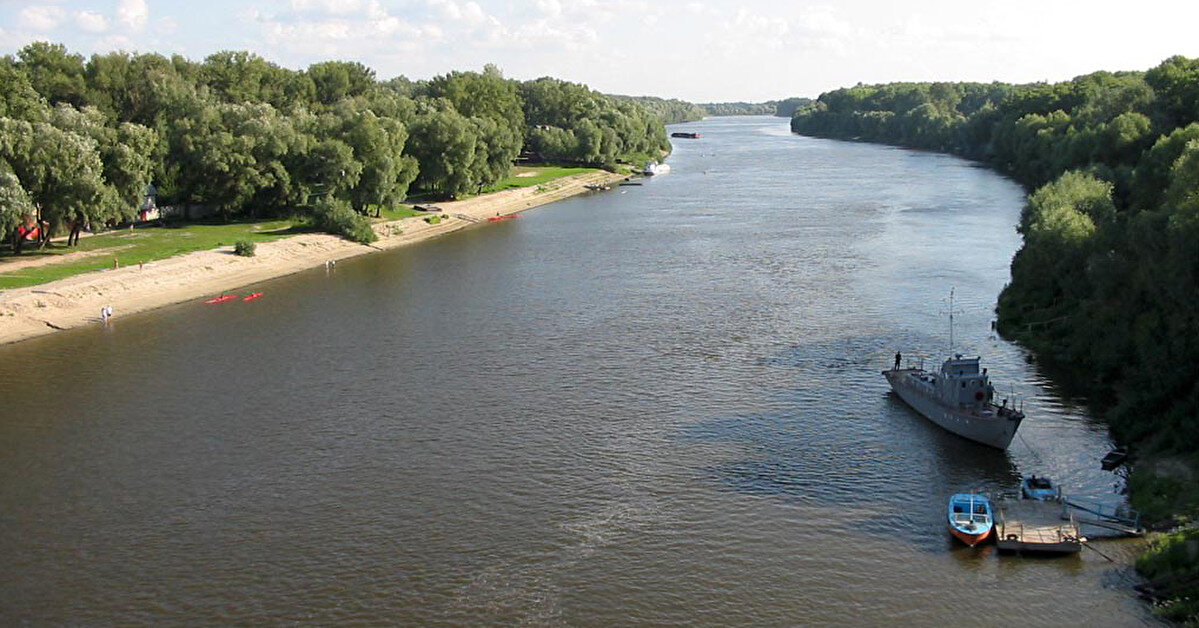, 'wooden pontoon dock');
994,498,1082,555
